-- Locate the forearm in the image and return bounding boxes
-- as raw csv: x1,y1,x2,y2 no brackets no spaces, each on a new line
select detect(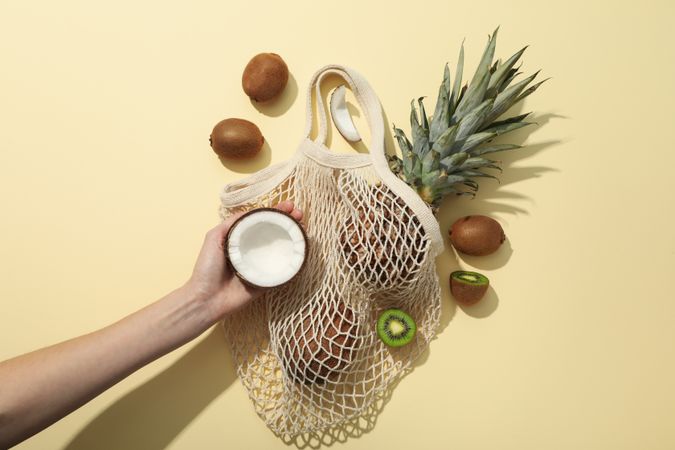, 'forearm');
0,283,215,448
